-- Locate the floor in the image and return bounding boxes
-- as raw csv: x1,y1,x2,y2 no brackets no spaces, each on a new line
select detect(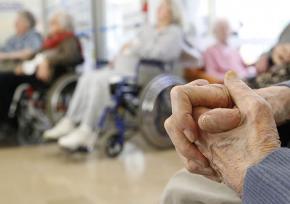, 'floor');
0,135,182,204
